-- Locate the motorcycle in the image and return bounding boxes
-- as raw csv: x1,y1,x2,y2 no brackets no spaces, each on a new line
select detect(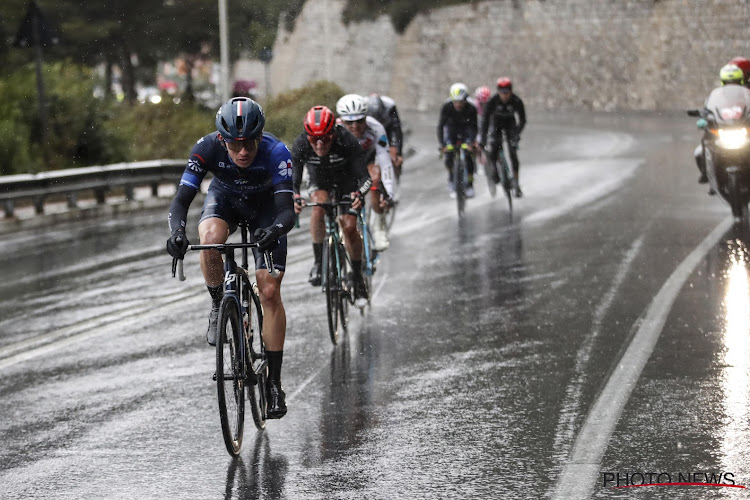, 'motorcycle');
688,84,750,221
